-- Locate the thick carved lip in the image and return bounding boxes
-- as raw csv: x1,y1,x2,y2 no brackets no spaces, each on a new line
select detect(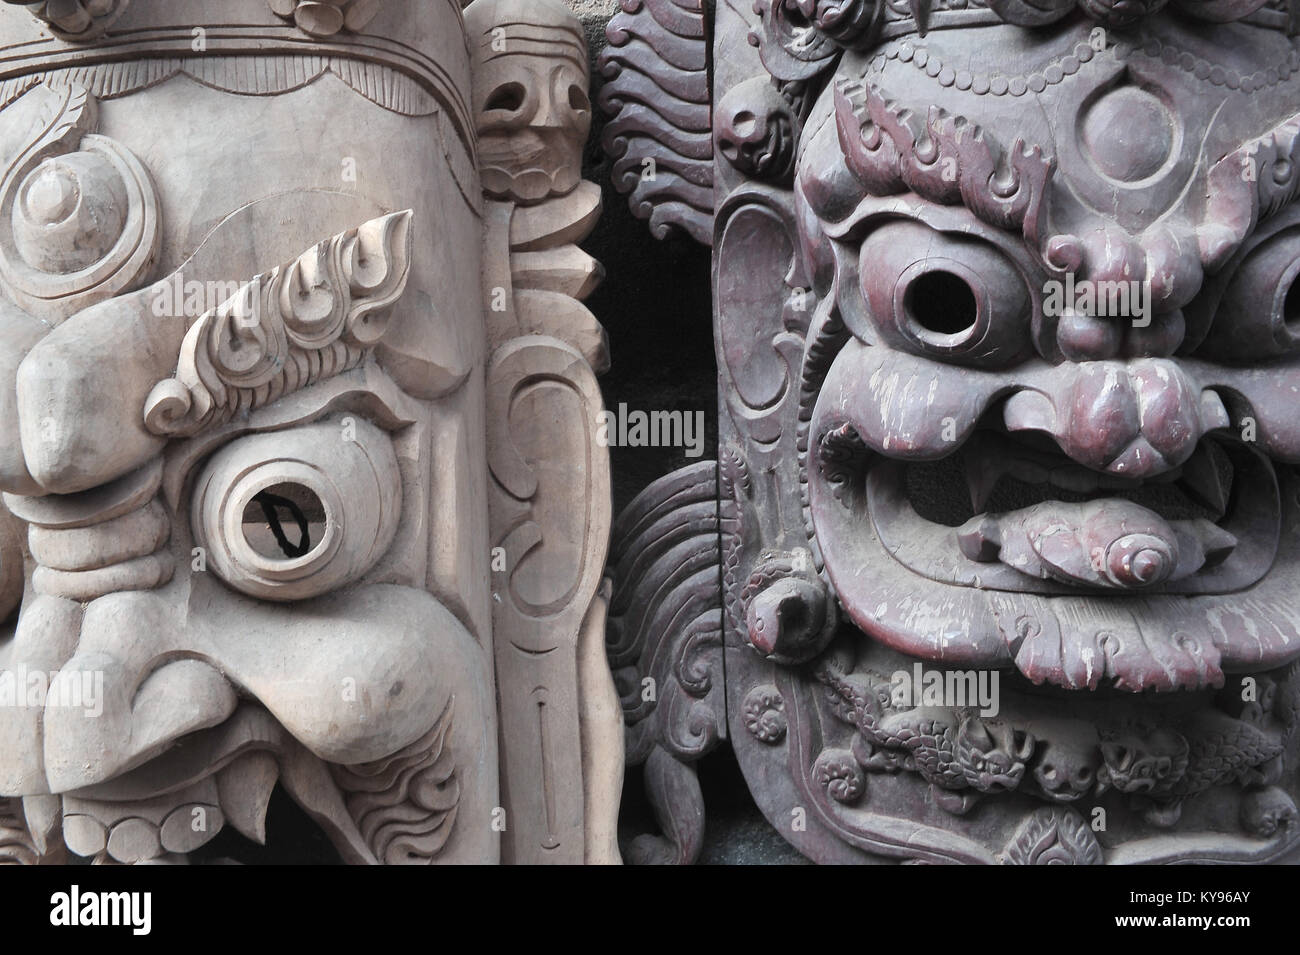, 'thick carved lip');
66,704,376,864
861,430,1280,596
807,381,1300,692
